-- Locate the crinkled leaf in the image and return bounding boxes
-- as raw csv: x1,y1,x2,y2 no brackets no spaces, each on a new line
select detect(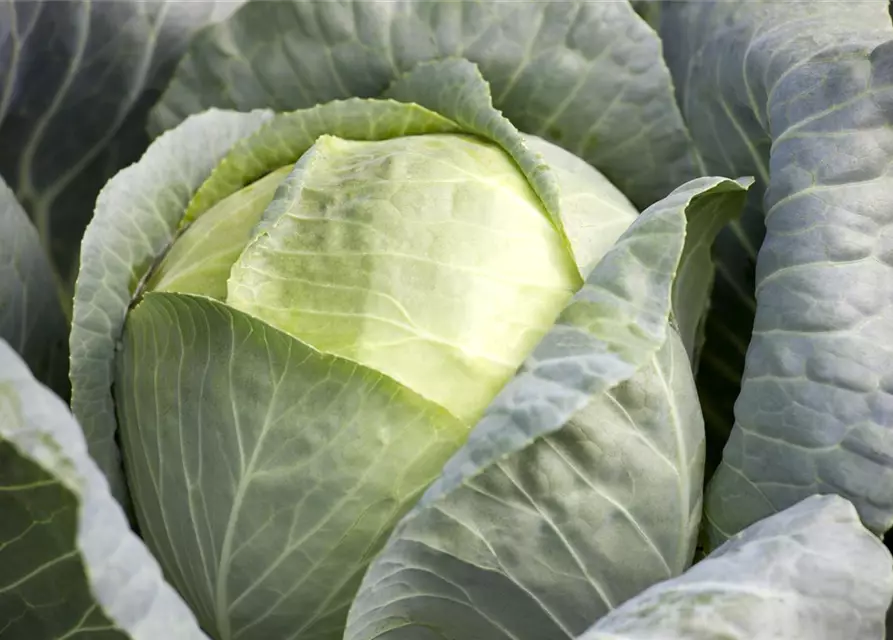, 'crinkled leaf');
150,0,701,209
584,496,893,640
116,293,468,640
660,0,893,543
70,108,273,504
0,176,68,398
0,339,208,640
0,0,238,282
344,178,745,640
